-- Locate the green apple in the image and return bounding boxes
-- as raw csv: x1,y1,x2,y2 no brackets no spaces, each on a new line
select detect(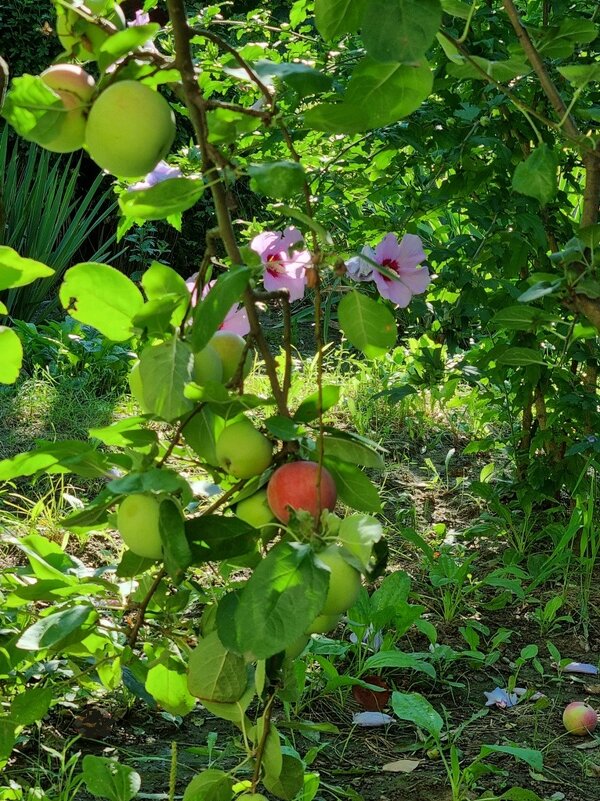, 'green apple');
235,489,276,529
285,634,310,659
85,80,175,177
193,344,223,384
117,493,163,560
316,545,362,616
215,420,272,479
209,331,252,383
37,65,95,153
305,613,341,634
